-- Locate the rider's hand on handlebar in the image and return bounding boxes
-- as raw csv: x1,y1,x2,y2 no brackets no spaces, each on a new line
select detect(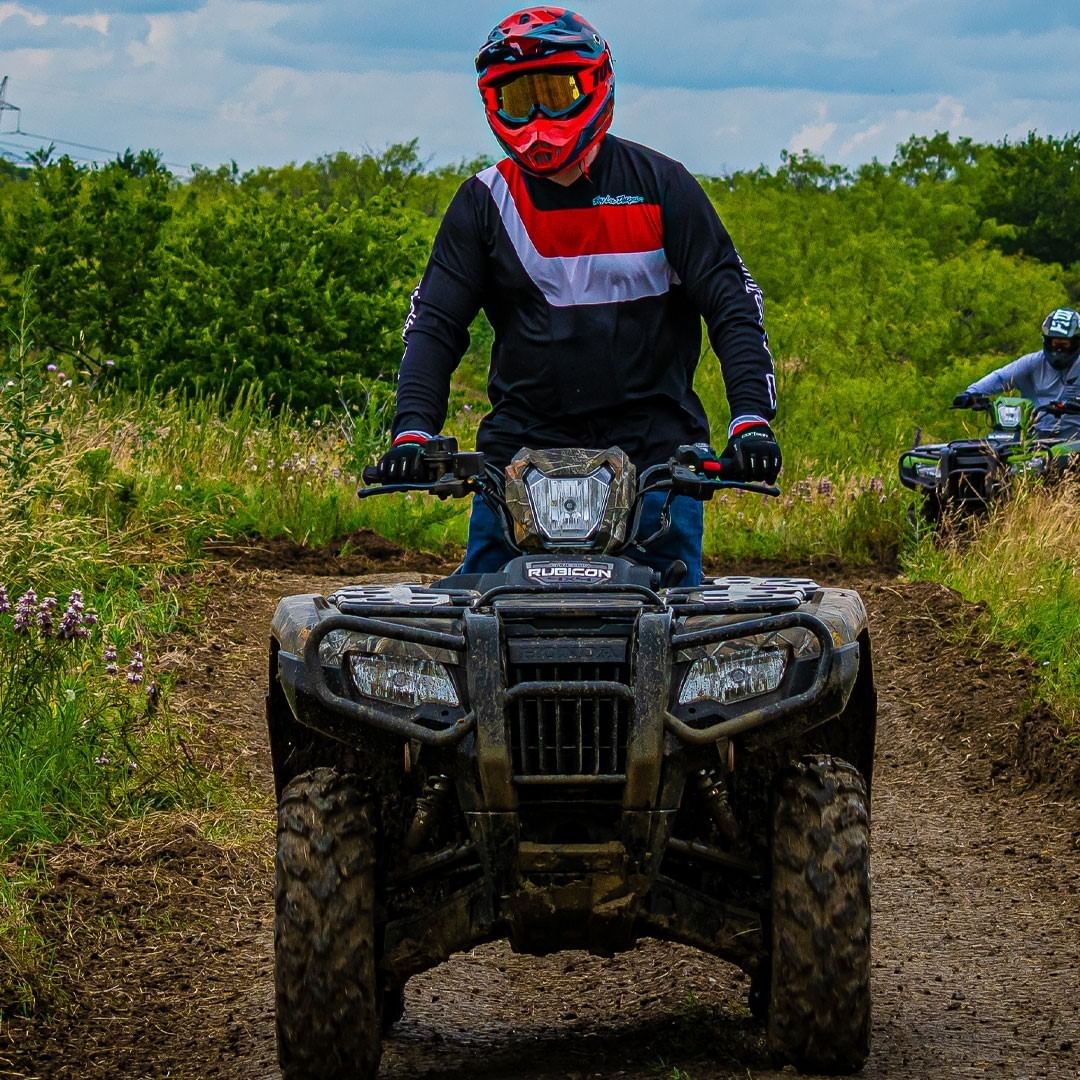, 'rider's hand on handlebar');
376,432,431,483
719,417,782,483
952,392,989,410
